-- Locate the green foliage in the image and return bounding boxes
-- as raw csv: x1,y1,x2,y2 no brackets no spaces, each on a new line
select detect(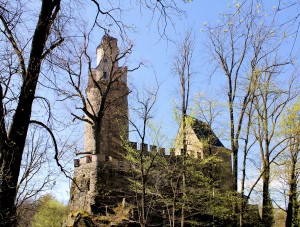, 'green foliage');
122,110,237,225
184,156,237,225
155,153,237,226
280,97,300,136
31,195,68,227
279,98,300,227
